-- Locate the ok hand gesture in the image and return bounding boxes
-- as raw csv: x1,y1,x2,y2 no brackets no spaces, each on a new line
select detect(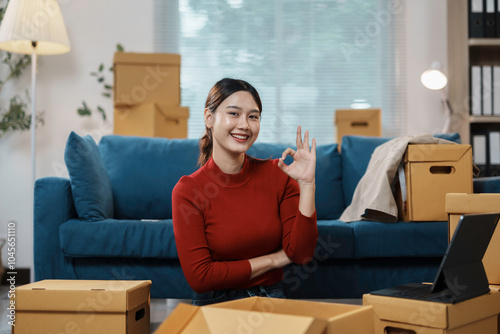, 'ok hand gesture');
277,126,316,186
